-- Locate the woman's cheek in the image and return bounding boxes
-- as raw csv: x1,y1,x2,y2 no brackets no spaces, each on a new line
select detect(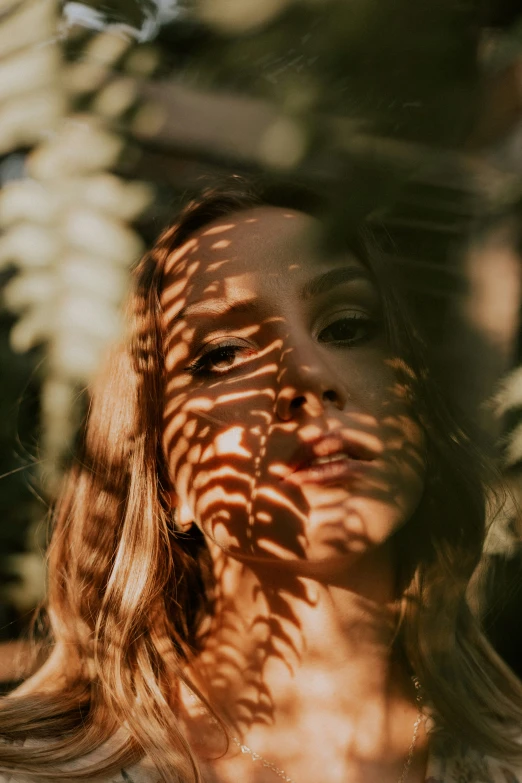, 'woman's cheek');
169,417,260,527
